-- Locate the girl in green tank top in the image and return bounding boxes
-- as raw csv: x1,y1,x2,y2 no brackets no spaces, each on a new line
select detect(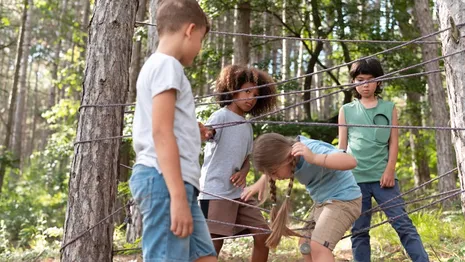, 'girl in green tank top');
337,58,429,262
